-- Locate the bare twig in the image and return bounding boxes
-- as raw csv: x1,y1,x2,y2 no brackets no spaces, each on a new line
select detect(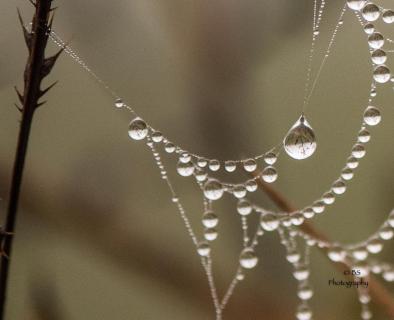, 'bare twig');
254,177,394,318
0,1,61,317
